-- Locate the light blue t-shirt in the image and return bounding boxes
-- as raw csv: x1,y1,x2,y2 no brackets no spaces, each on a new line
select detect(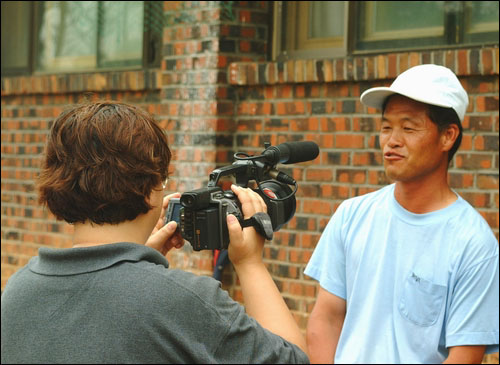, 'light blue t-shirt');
305,184,499,364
